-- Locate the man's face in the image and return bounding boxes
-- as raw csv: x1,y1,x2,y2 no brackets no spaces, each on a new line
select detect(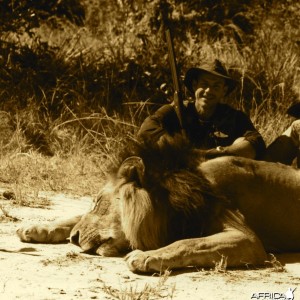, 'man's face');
192,72,228,120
